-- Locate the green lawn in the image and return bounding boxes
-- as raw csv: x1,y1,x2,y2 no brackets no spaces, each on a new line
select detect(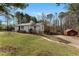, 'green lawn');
0,32,79,56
